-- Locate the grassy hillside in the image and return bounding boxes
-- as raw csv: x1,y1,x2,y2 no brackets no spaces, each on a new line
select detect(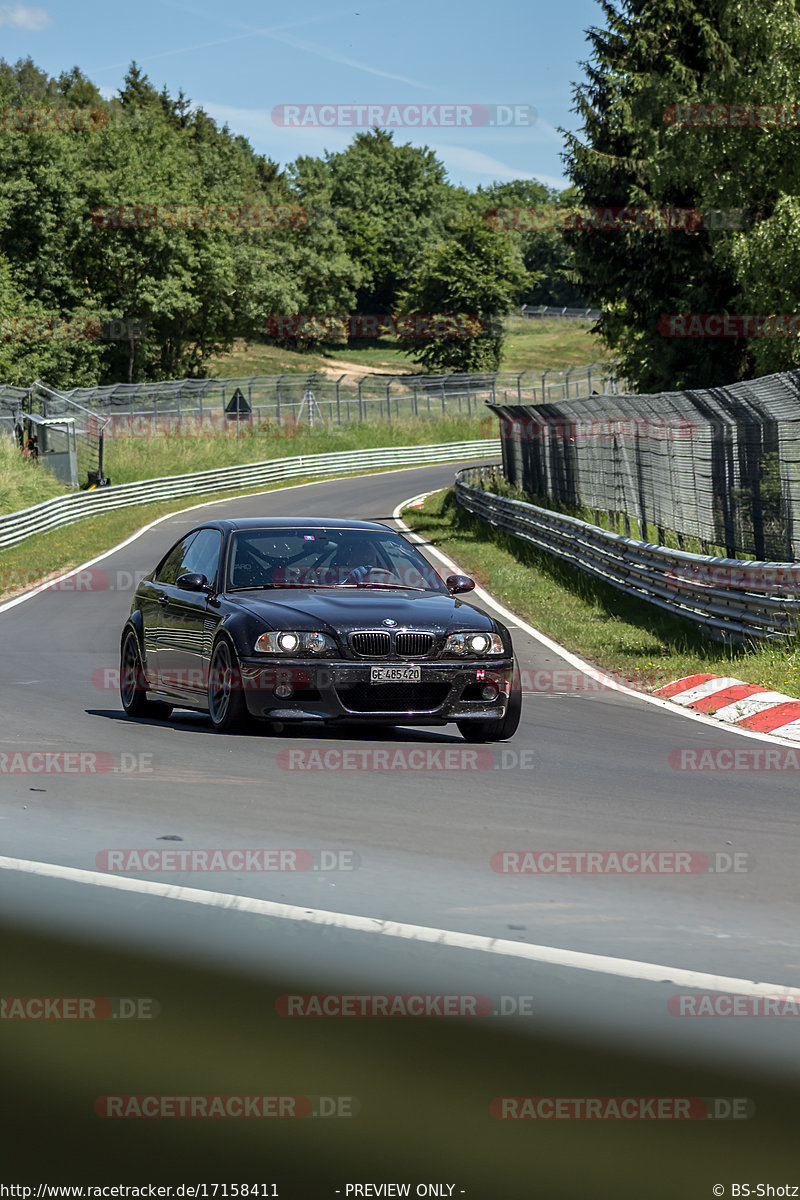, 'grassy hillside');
1,318,605,513
206,316,610,378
